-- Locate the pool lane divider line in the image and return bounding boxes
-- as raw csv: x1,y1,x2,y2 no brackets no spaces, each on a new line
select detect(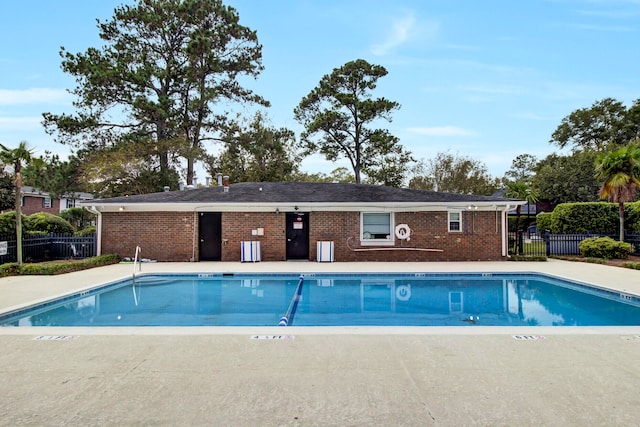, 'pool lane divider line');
279,275,304,326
